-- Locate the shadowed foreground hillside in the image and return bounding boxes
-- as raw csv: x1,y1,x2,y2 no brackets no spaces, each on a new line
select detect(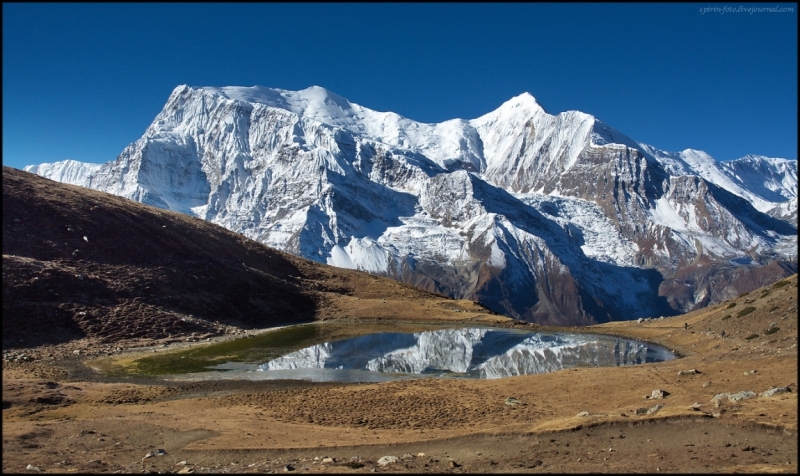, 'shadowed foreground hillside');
3,166,496,347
